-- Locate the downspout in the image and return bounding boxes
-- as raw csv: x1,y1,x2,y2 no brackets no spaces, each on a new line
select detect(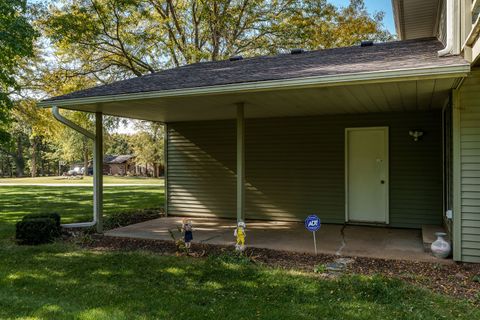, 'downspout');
438,0,454,56
52,107,103,231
